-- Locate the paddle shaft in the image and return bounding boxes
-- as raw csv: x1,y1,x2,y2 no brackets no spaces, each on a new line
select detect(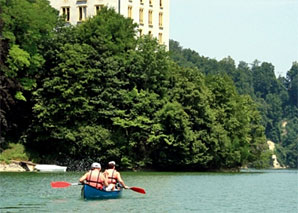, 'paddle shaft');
51,181,145,194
